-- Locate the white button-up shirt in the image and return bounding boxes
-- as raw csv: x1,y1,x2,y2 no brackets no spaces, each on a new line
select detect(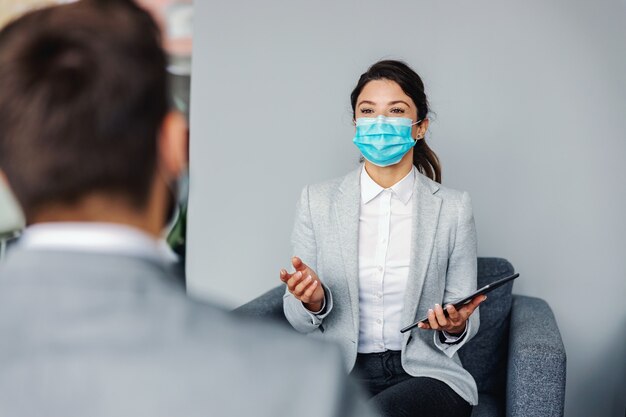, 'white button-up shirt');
357,166,415,353
356,166,467,353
